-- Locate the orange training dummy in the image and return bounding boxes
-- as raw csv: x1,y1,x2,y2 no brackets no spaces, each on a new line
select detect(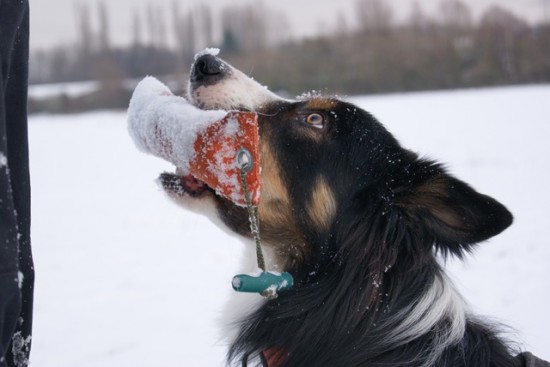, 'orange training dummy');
127,76,260,206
